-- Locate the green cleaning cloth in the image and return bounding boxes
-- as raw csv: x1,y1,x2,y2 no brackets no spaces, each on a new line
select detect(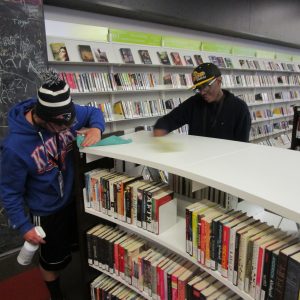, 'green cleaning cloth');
76,135,132,149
